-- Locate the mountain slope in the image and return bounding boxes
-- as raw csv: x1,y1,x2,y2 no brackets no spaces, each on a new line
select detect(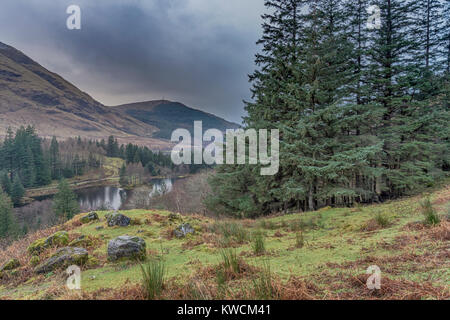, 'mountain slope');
114,100,241,140
0,42,162,148
0,42,240,149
